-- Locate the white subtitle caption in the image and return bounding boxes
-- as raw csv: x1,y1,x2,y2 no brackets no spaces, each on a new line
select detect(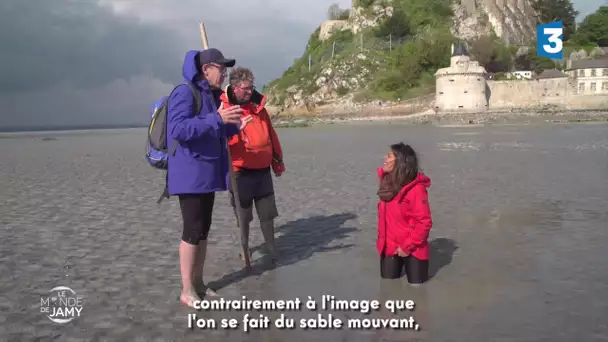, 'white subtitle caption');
186,295,421,332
